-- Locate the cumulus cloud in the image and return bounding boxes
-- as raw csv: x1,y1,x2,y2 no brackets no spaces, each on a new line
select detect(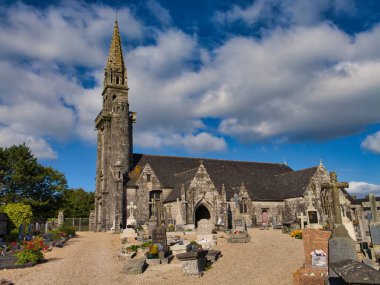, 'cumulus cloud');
347,181,380,198
1,0,380,160
361,131,380,154
135,131,226,153
0,127,57,159
215,0,356,27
